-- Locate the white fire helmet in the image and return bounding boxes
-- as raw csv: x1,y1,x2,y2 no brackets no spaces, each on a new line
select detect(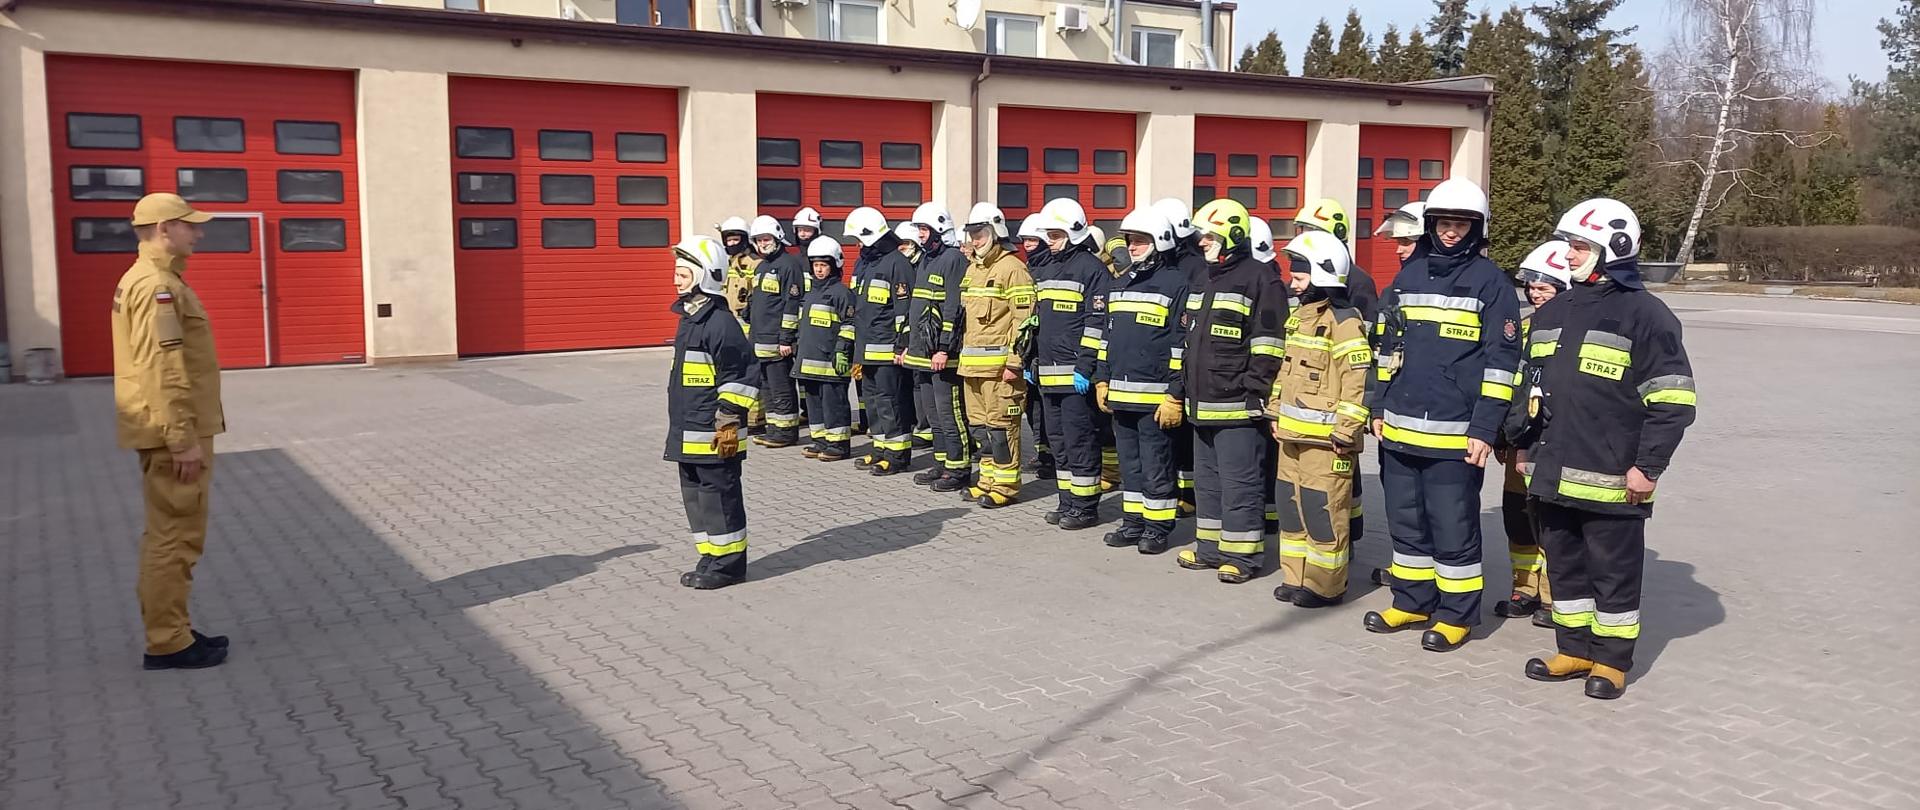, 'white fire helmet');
1518,240,1575,290
1283,230,1352,288
1117,206,1176,253
673,236,728,295
844,207,891,247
